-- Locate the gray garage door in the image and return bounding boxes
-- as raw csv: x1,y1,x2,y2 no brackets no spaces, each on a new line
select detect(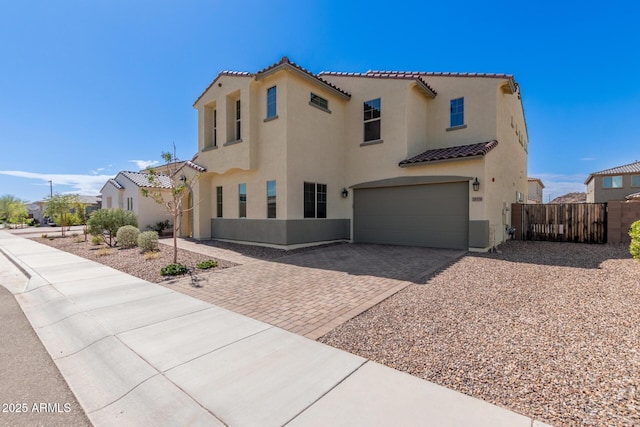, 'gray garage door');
353,182,469,249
